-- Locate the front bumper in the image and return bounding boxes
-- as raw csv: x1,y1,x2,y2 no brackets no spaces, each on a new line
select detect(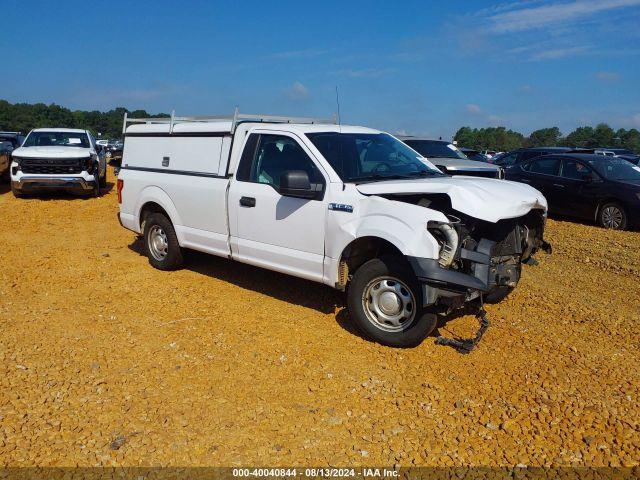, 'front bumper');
12,176,95,193
408,242,521,307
